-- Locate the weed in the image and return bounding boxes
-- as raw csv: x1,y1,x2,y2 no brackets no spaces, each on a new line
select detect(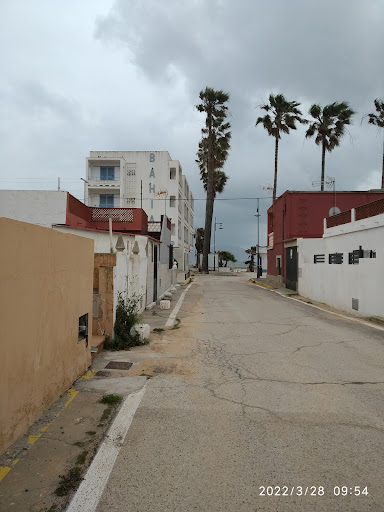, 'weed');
140,373,153,379
85,431,96,436
152,310,158,316
105,293,142,350
153,327,164,333
76,450,88,465
99,394,123,404
41,505,57,512
55,466,82,496
100,407,112,422
171,318,181,330
73,441,85,448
